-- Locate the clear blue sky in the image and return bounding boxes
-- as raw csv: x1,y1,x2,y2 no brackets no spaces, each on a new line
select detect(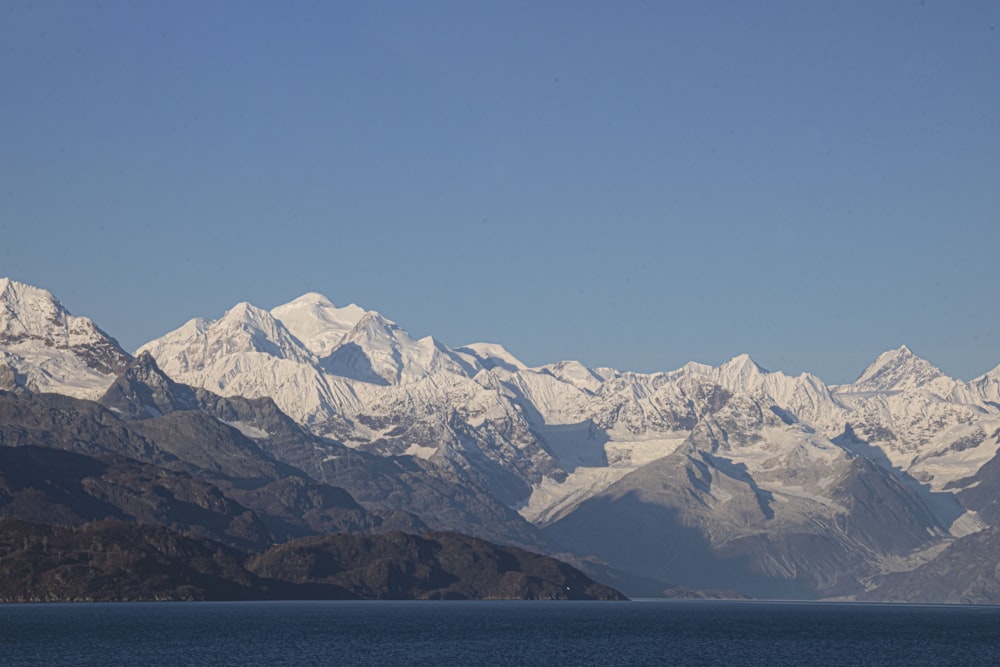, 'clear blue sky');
3,1,998,384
